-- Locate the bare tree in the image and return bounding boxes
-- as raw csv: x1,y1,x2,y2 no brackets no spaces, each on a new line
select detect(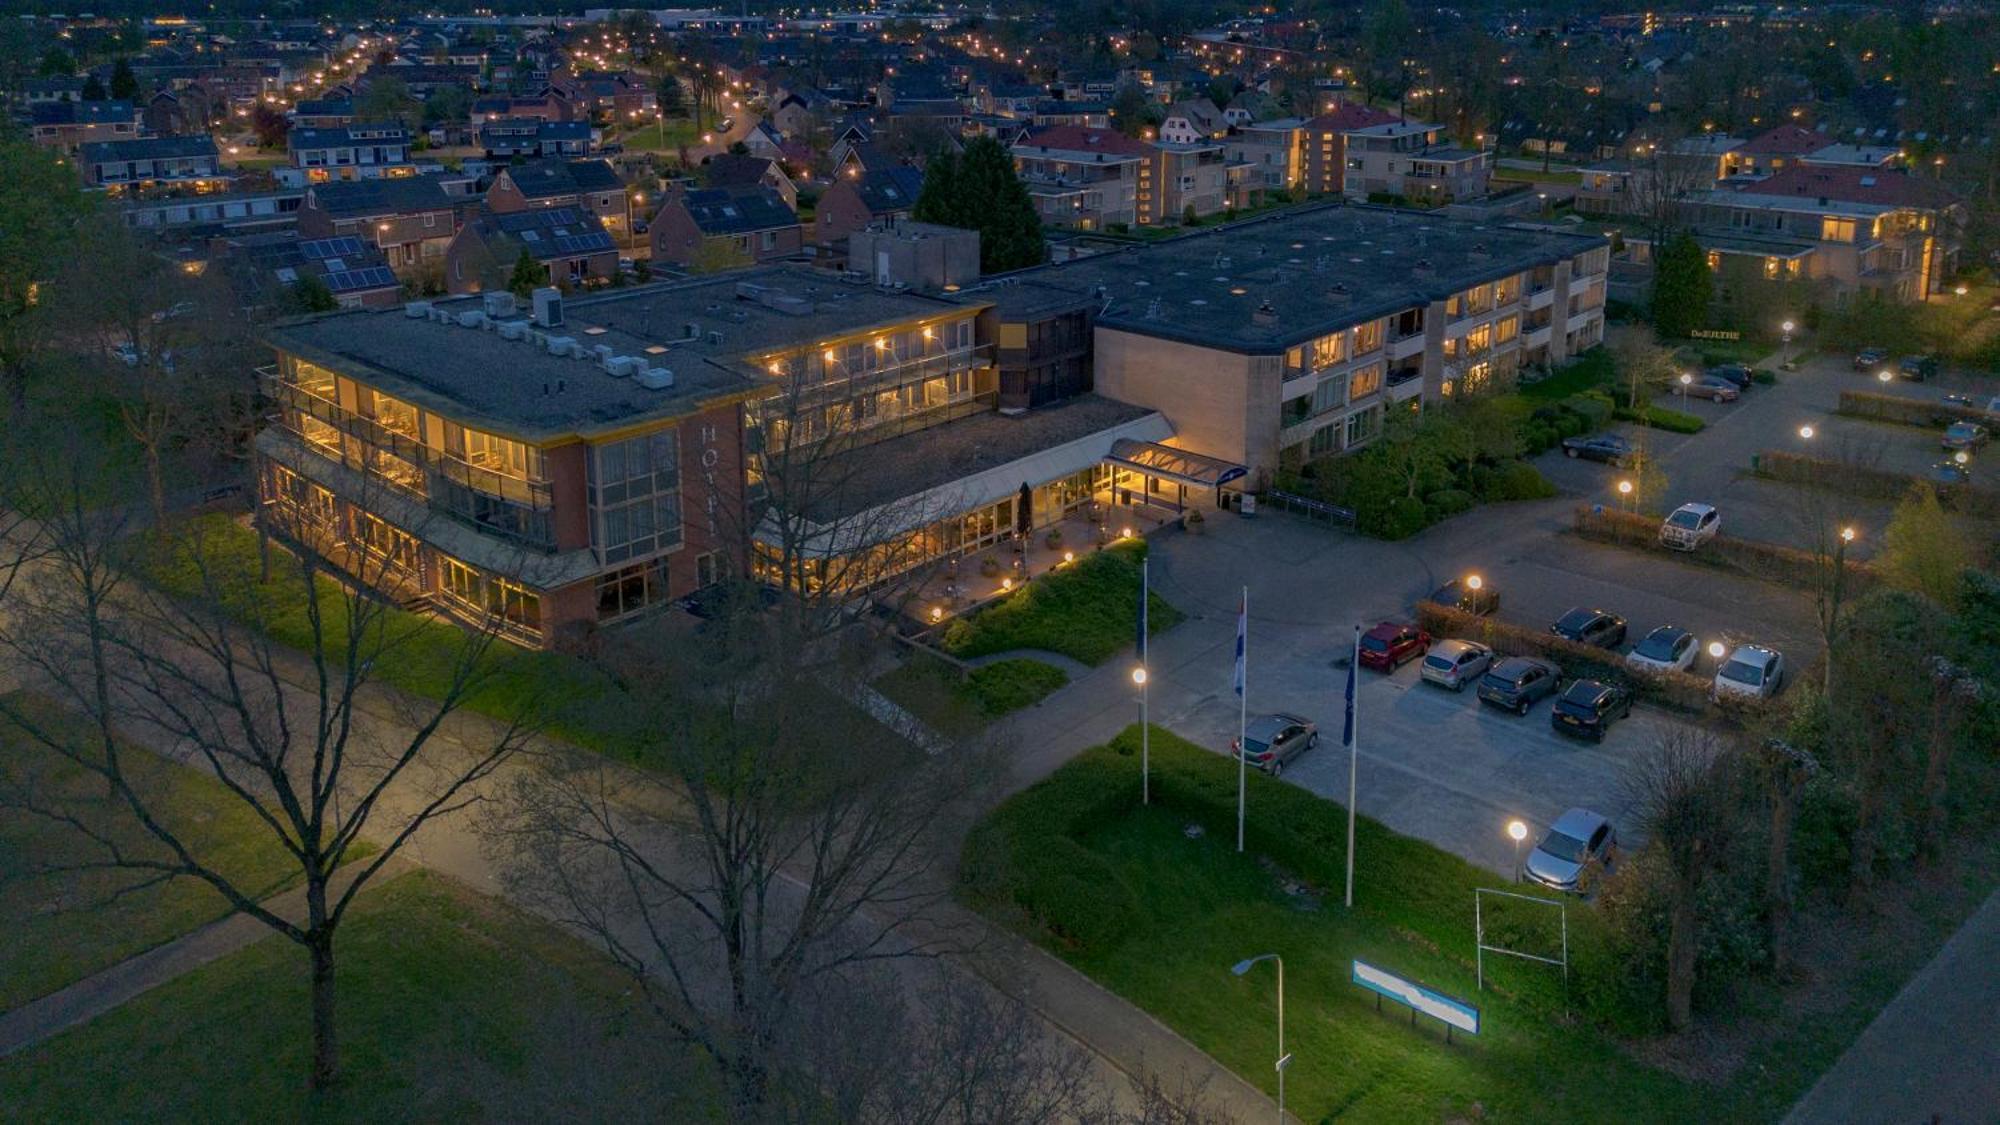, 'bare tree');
1621,728,1737,1032
1626,135,1717,246
1743,734,1820,976
0,450,538,1092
